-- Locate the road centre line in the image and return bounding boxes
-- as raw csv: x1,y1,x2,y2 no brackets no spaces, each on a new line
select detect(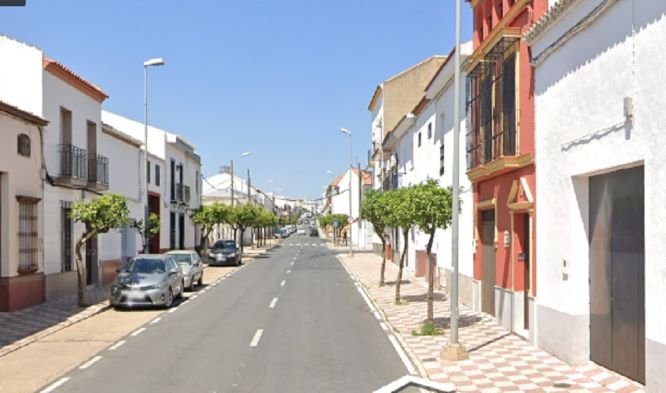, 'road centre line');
280,280,286,287
39,377,70,393
286,269,291,274
249,329,264,347
130,327,147,337
78,355,102,370
108,340,126,351
269,297,278,309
